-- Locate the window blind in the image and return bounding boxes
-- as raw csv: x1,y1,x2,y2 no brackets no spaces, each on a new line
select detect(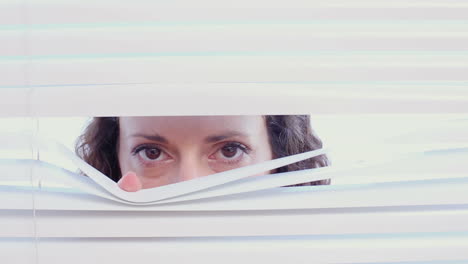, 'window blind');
1,0,468,263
